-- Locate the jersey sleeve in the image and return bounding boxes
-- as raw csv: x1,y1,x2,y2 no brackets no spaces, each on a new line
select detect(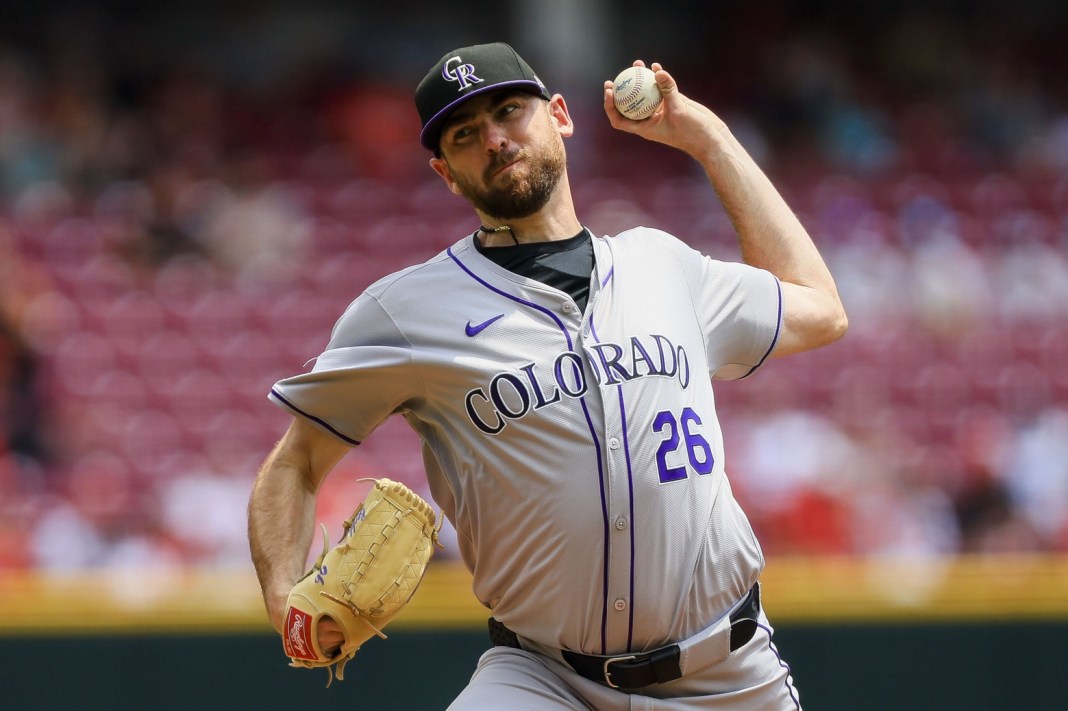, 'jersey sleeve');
670,237,783,380
268,291,420,444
